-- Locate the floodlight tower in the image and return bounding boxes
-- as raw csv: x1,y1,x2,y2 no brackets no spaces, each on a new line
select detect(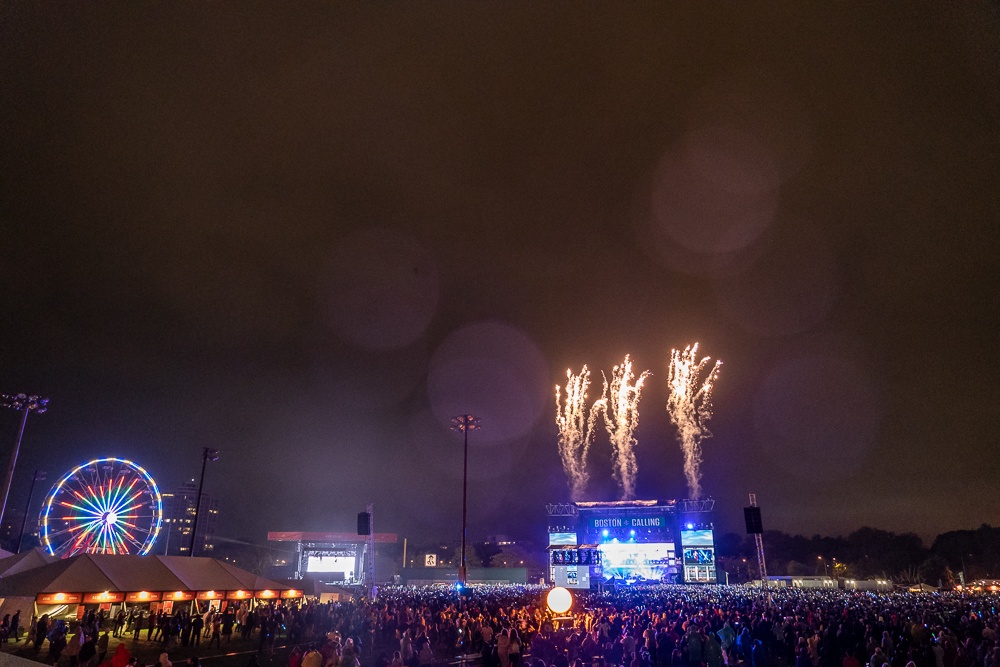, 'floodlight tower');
451,414,481,586
0,393,49,529
16,469,46,553
189,447,219,556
